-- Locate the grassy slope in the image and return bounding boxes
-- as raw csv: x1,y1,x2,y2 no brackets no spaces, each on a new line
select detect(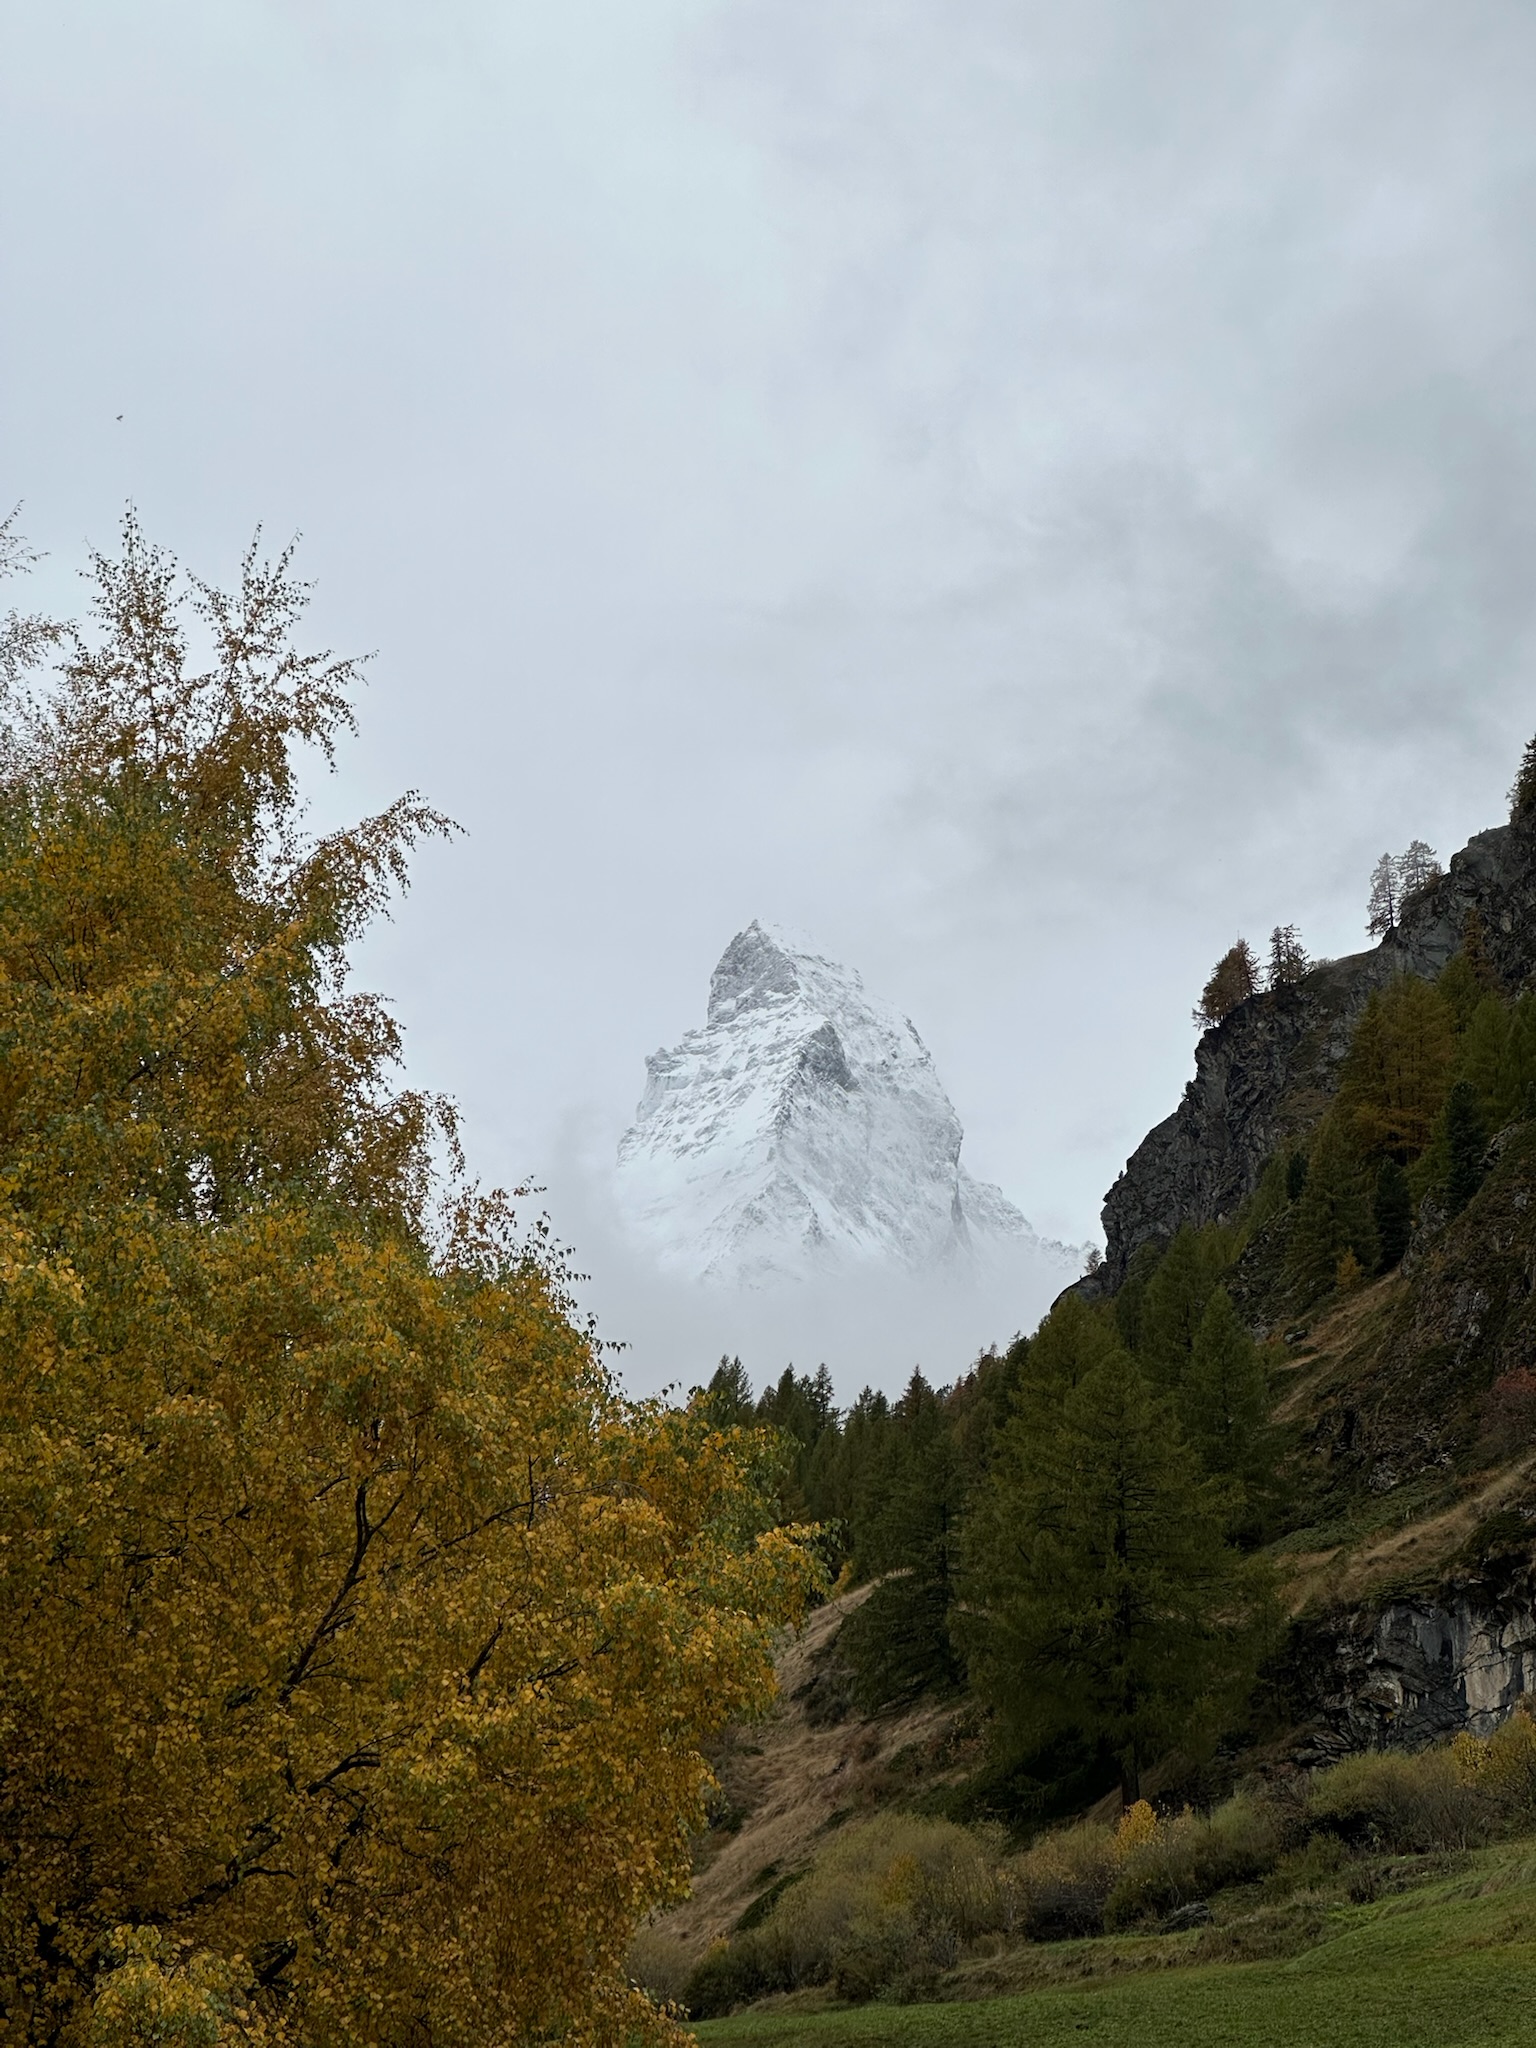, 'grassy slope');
692,1845,1536,2048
